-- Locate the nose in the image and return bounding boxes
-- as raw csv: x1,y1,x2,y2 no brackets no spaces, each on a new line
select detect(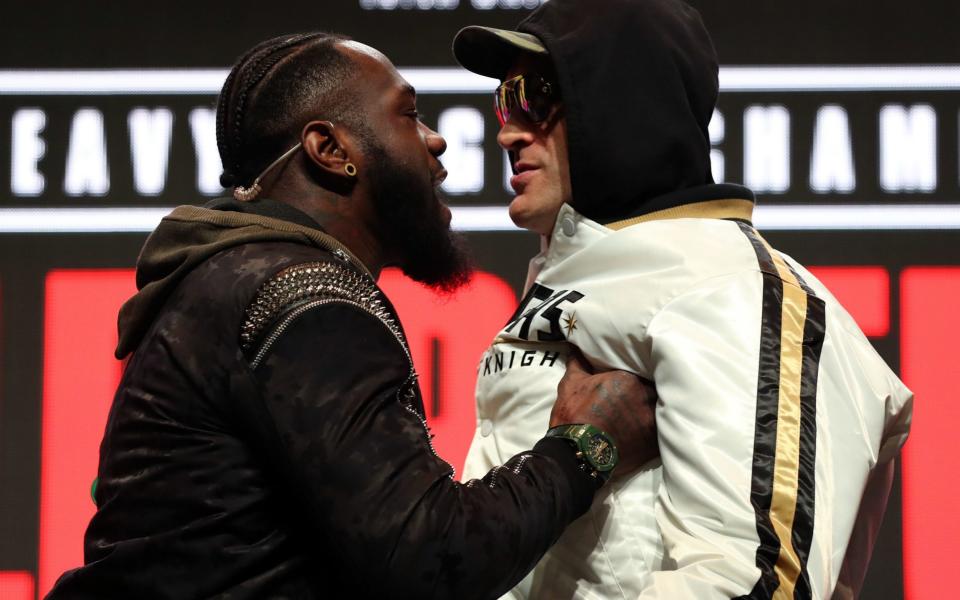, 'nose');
422,123,447,157
496,114,535,151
